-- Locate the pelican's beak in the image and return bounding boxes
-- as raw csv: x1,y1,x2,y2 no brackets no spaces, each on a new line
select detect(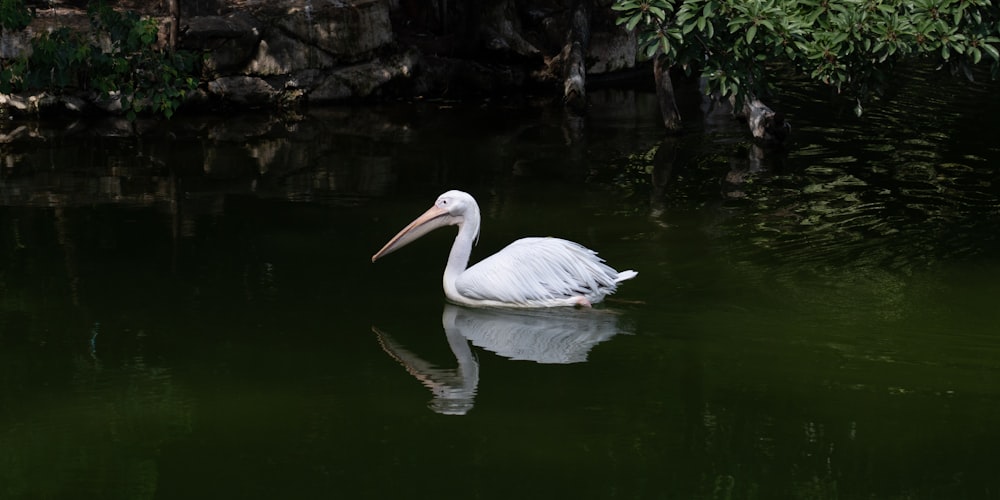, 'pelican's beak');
372,205,452,262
